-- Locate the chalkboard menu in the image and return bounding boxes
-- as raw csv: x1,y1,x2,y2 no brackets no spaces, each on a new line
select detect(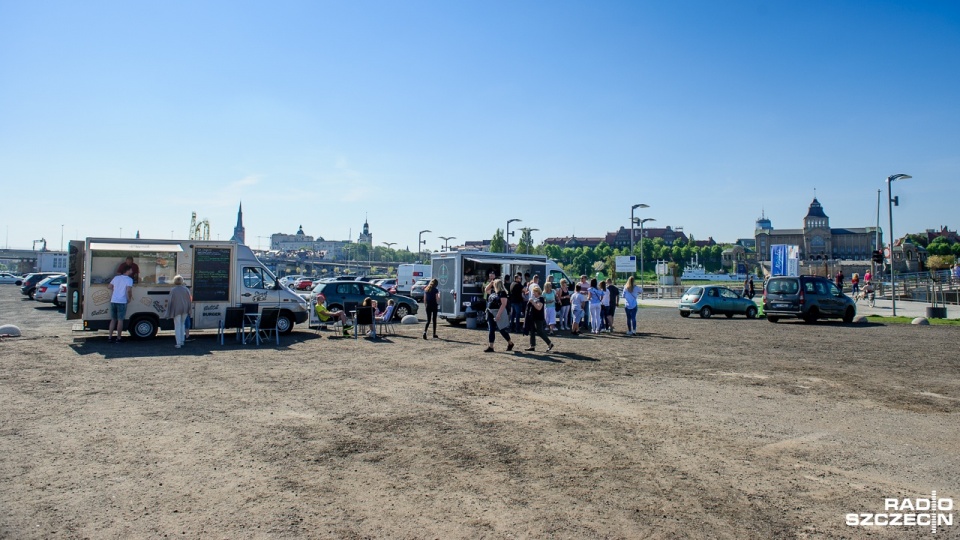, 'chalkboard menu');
193,247,231,301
